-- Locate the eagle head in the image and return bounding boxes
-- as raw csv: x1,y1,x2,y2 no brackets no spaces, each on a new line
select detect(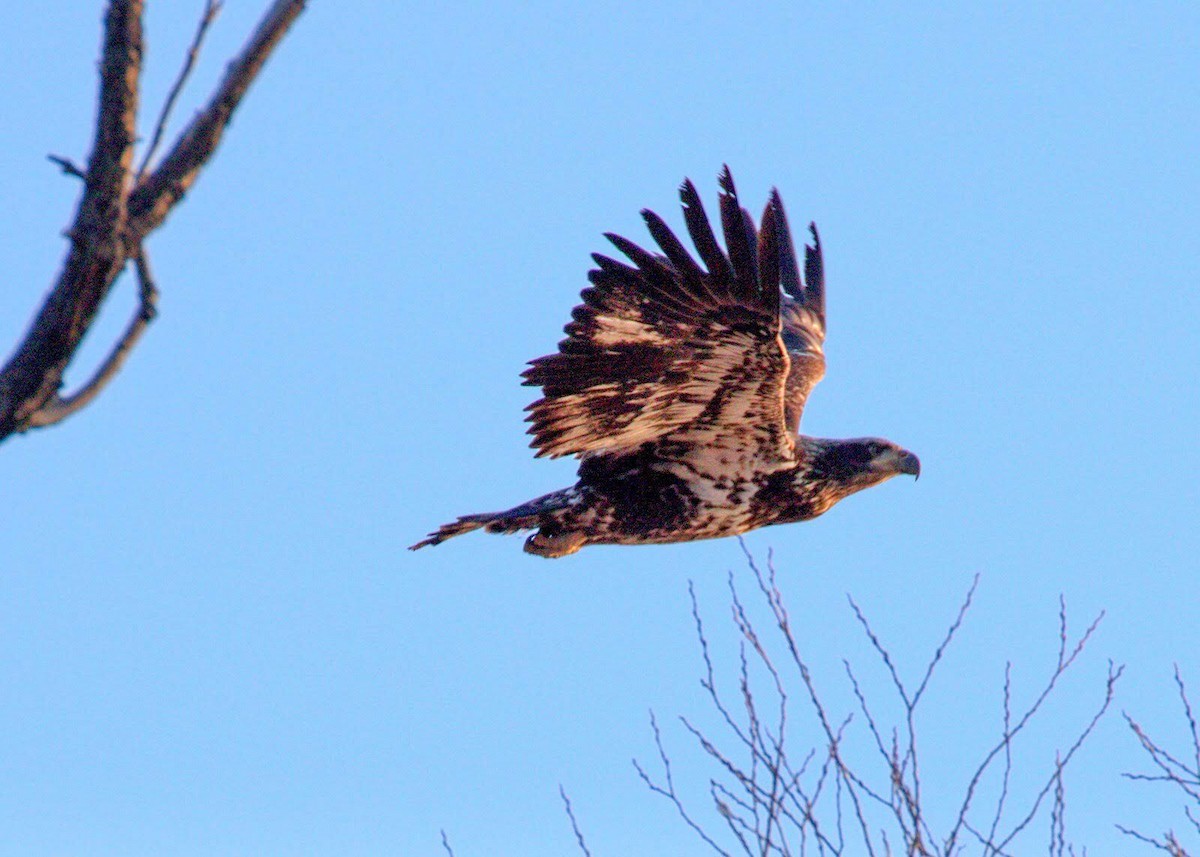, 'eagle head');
815,437,919,479
794,436,920,514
